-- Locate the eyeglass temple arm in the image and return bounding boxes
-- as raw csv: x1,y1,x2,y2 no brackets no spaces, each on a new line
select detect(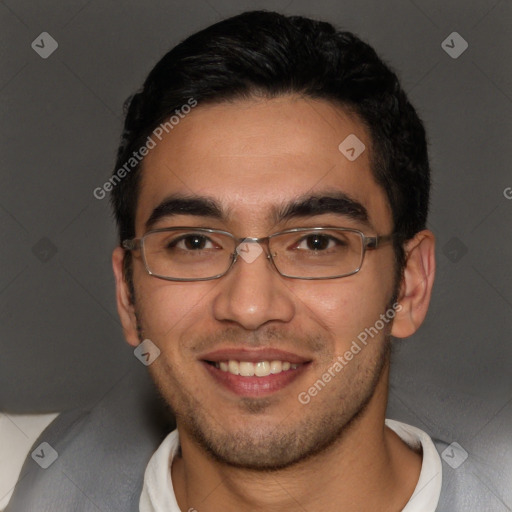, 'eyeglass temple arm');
122,239,140,250
366,233,395,249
